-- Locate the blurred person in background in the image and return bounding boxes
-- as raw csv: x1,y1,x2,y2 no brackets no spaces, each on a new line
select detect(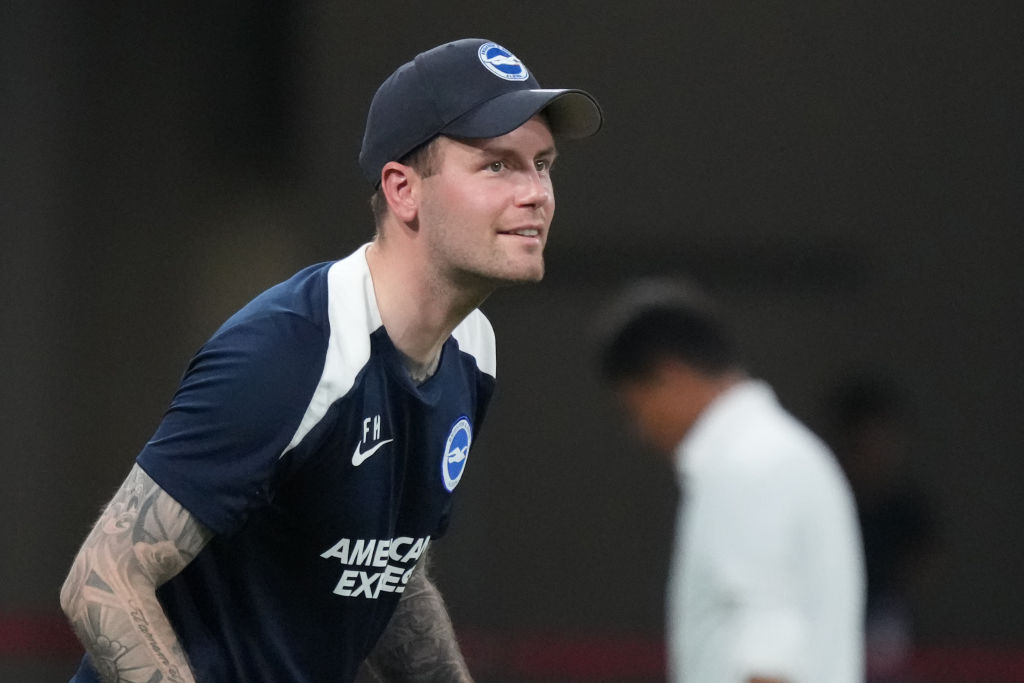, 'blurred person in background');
59,38,601,683
596,279,865,683
824,373,937,681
